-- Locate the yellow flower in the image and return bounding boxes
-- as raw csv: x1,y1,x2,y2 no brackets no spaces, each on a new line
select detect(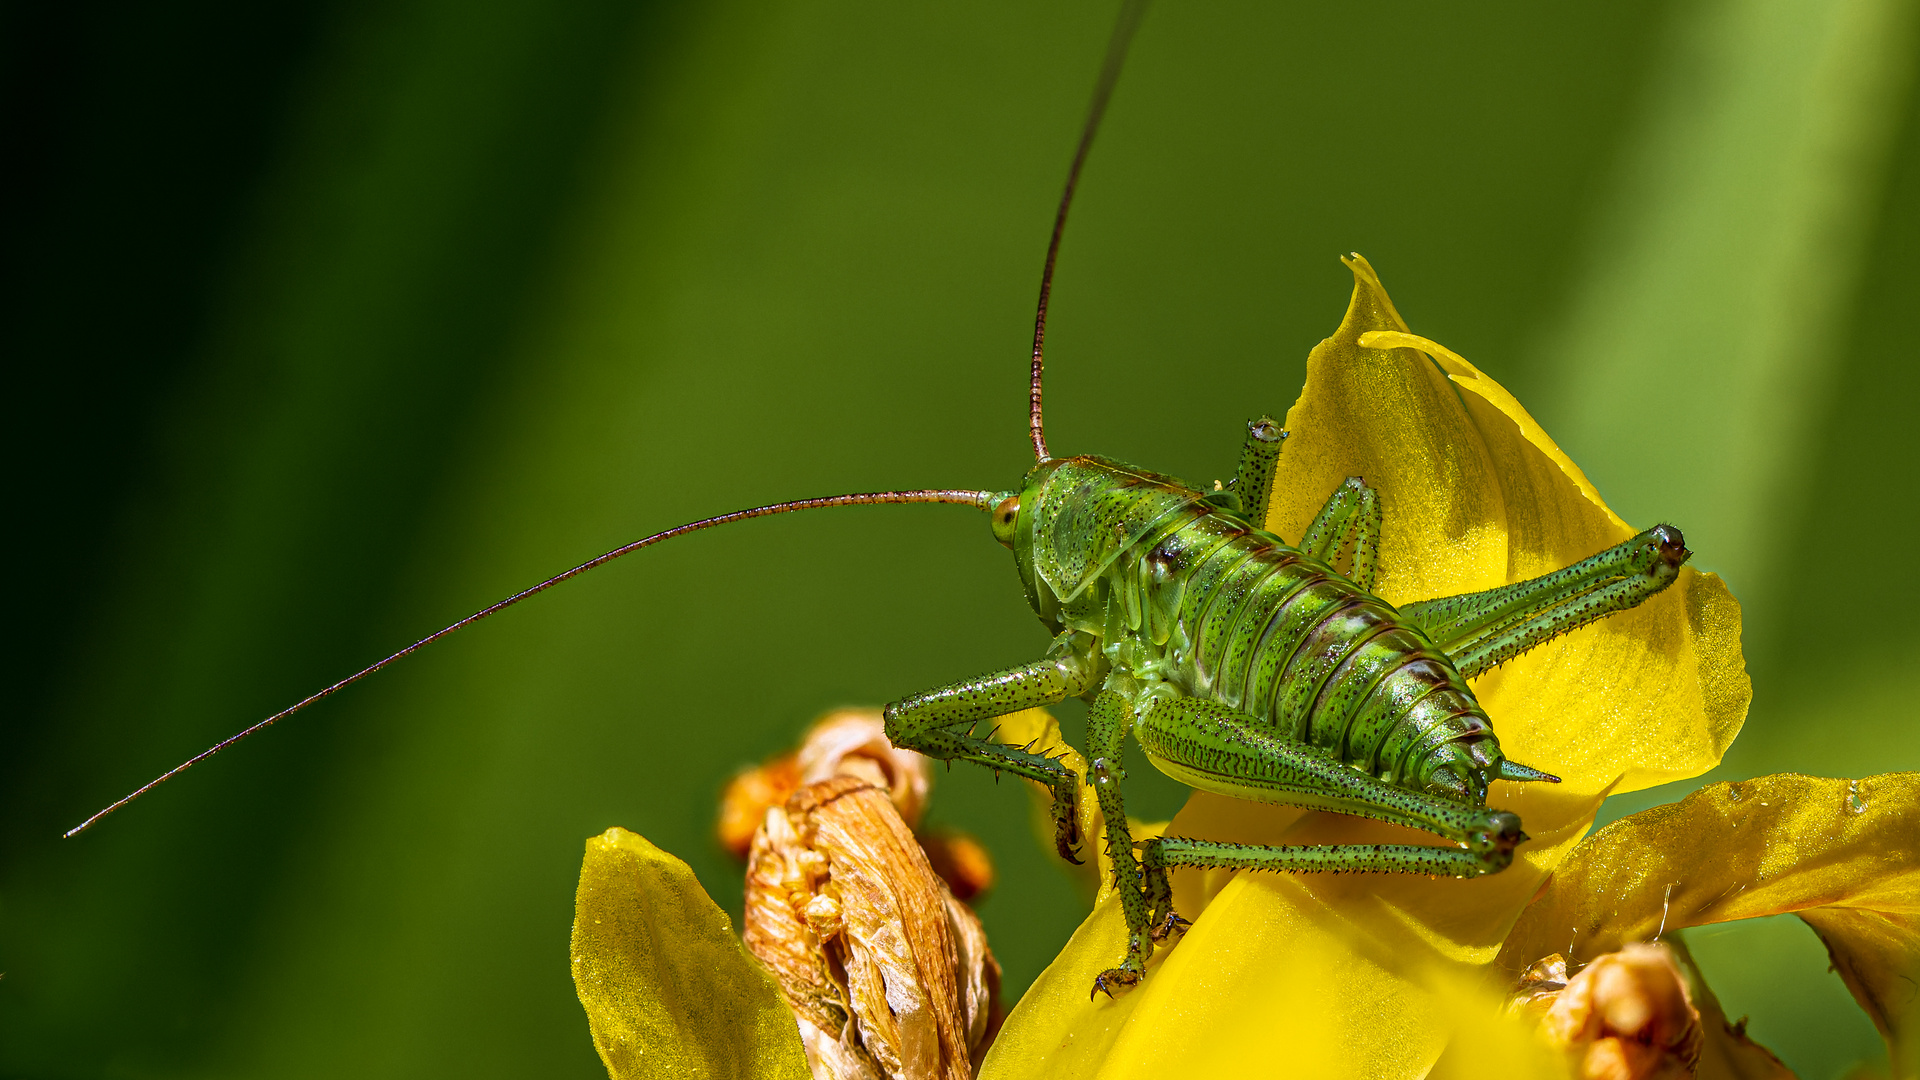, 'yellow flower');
570,258,1919,1080
978,255,1763,1079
